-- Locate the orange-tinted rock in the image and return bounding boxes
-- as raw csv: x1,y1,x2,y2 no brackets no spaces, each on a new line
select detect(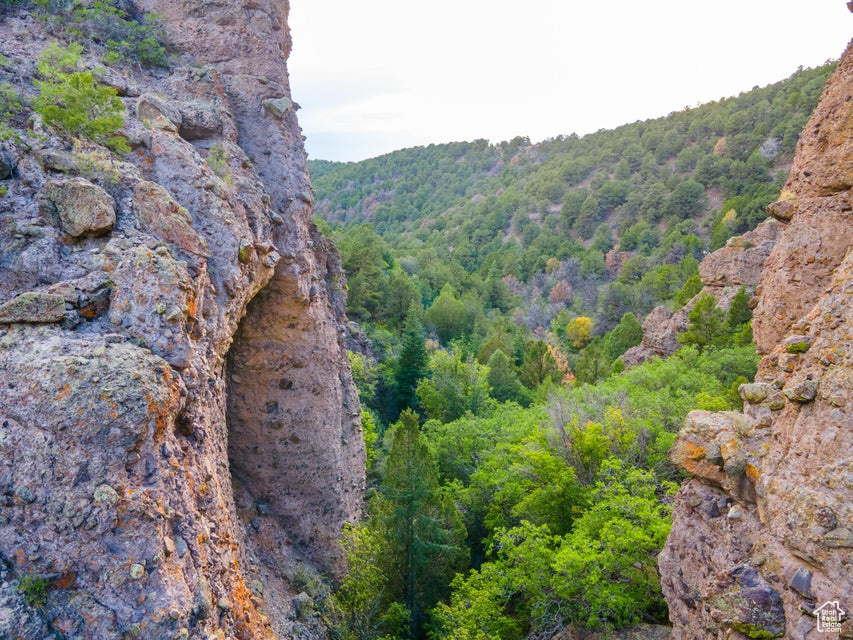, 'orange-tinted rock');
132,180,210,257
0,2,364,639
661,36,853,640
